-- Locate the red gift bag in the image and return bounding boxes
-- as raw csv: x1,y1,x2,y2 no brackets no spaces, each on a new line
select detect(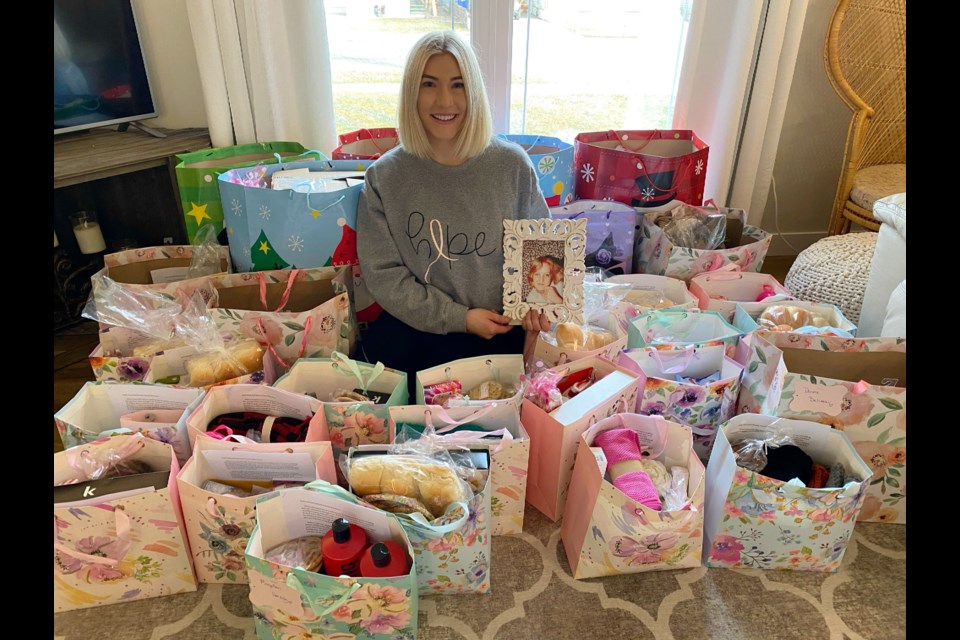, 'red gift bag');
332,127,399,160
574,130,709,208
